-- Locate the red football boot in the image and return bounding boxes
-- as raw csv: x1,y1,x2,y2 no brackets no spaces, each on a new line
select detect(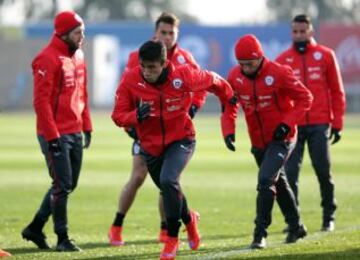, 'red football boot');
108,225,125,246
160,237,179,260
